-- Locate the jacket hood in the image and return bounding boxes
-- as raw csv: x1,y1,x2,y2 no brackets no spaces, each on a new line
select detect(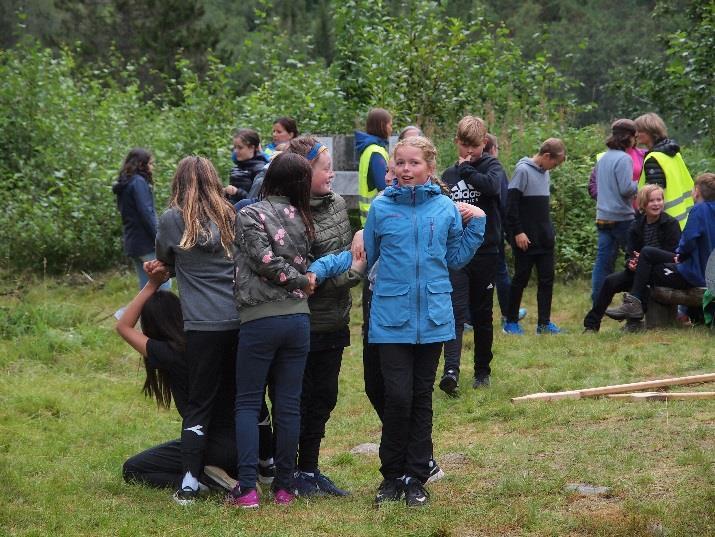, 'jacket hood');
651,138,680,157
232,152,269,167
355,131,389,156
112,173,145,195
516,156,546,173
383,181,441,204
